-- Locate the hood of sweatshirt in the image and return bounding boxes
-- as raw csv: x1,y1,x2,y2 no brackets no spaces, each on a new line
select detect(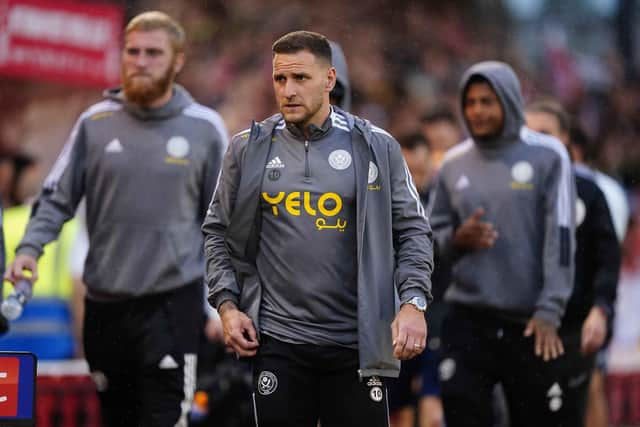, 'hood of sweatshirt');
459,61,524,150
330,41,352,111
